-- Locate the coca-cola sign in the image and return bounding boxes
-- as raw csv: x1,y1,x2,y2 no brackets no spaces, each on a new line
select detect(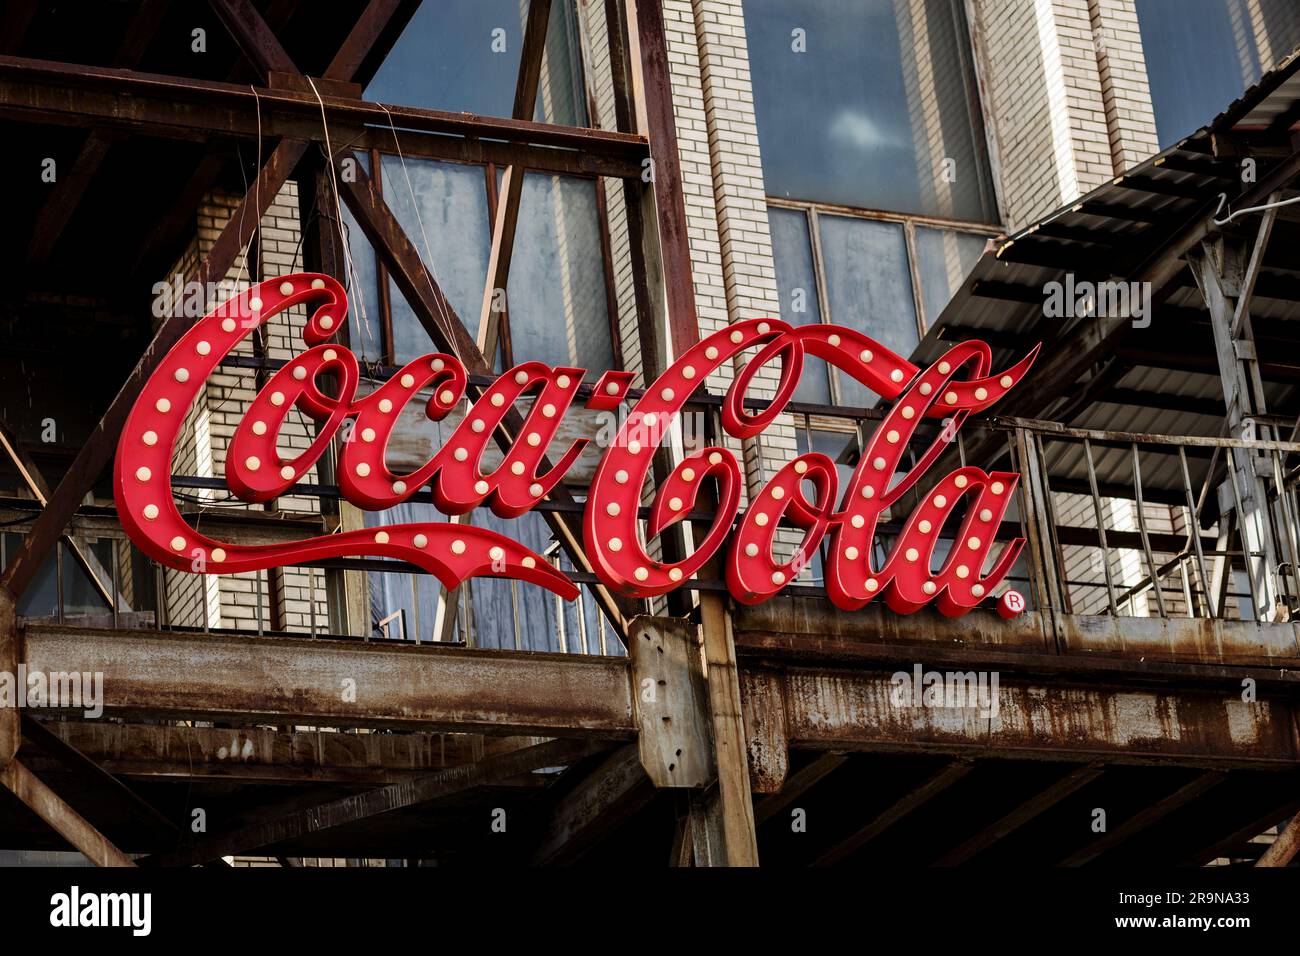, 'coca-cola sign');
115,273,1038,616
